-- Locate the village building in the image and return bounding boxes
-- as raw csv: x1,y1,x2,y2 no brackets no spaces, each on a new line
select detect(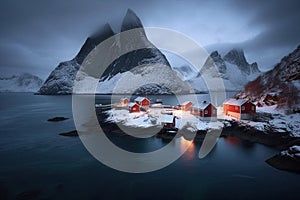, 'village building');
134,97,150,108
180,101,193,111
119,98,130,106
190,101,217,120
161,114,177,133
128,102,140,113
223,99,256,120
